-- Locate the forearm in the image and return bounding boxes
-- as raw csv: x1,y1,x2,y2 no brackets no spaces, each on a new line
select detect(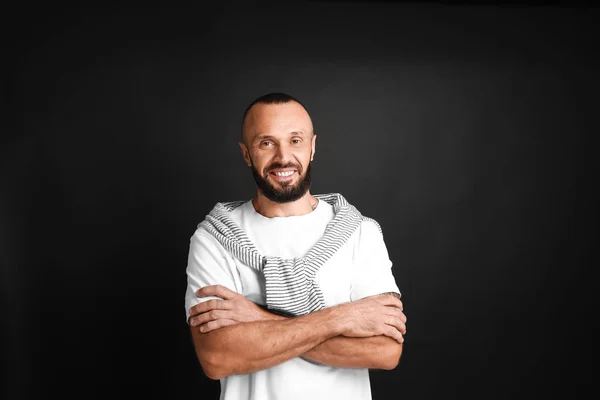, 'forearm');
303,293,404,369
303,335,403,369
191,306,342,379
261,307,403,369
